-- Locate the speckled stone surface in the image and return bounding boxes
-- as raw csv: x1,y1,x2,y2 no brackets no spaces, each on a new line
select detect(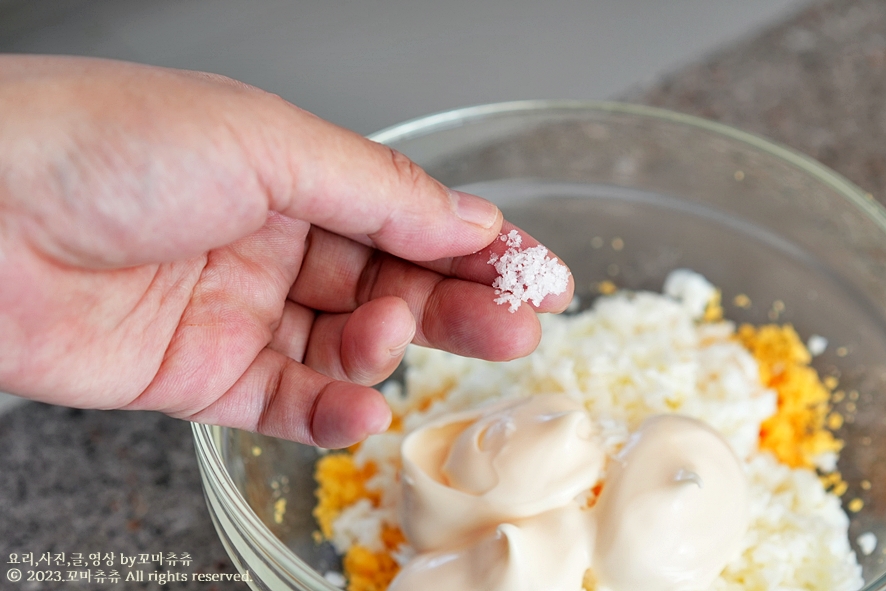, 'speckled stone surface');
2,0,885,589
0,405,235,589
630,0,886,203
